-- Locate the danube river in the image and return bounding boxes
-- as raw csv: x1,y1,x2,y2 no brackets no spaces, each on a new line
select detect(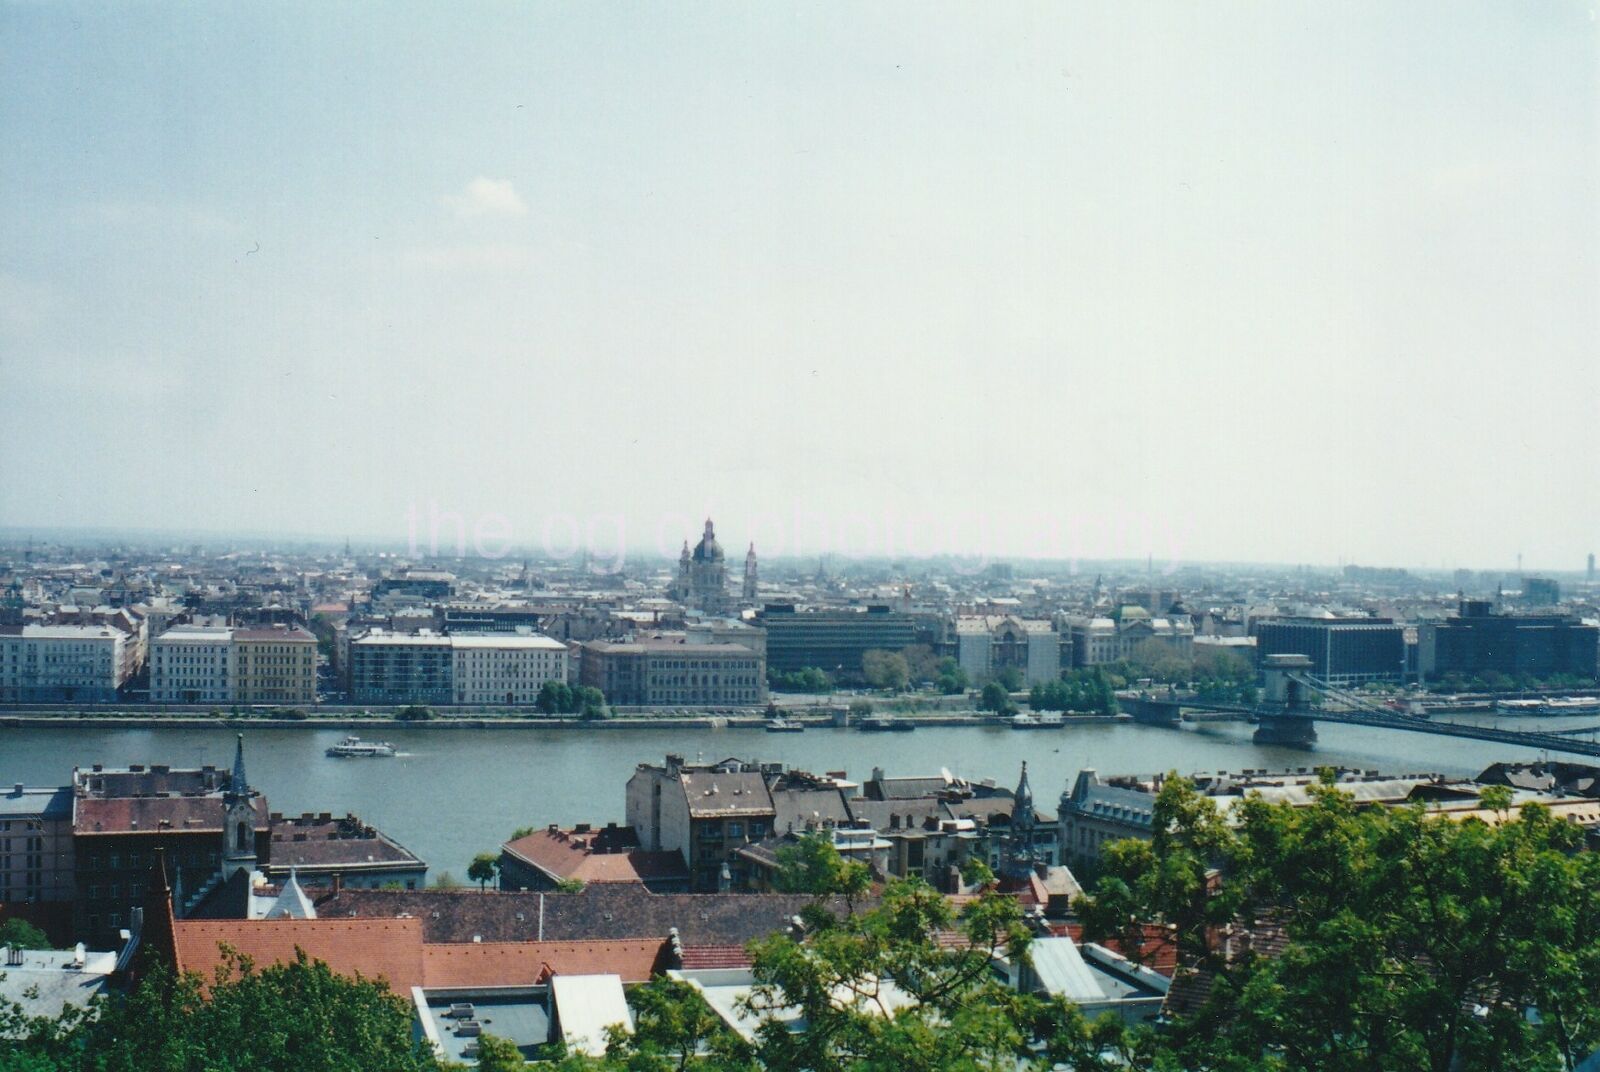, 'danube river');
2,716,1590,881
